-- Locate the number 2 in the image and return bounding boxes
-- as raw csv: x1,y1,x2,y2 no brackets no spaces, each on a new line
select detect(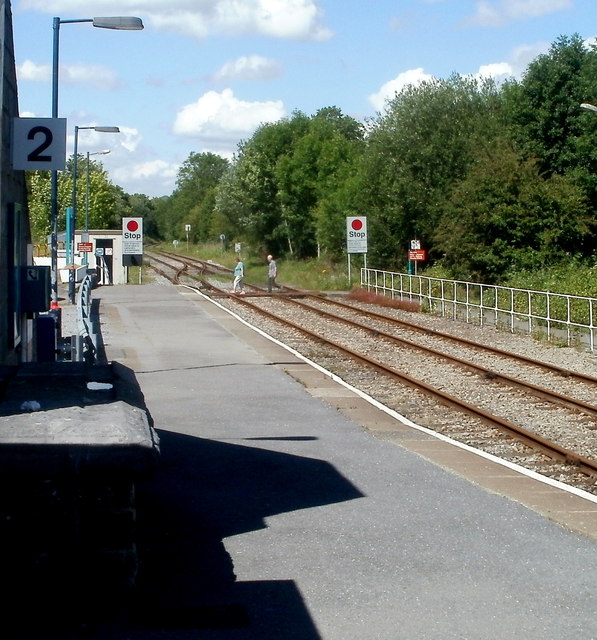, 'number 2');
27,126,53,162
